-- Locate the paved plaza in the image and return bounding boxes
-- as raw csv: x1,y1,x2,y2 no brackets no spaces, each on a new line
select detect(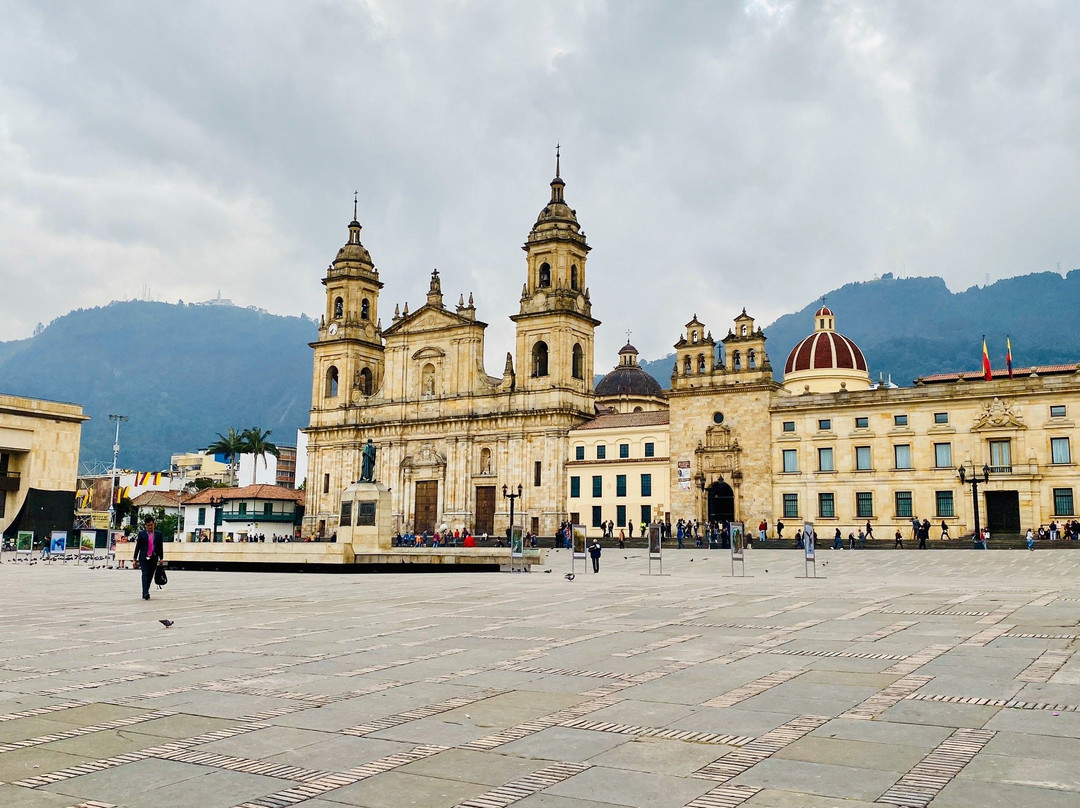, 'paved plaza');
2,550,1080,808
